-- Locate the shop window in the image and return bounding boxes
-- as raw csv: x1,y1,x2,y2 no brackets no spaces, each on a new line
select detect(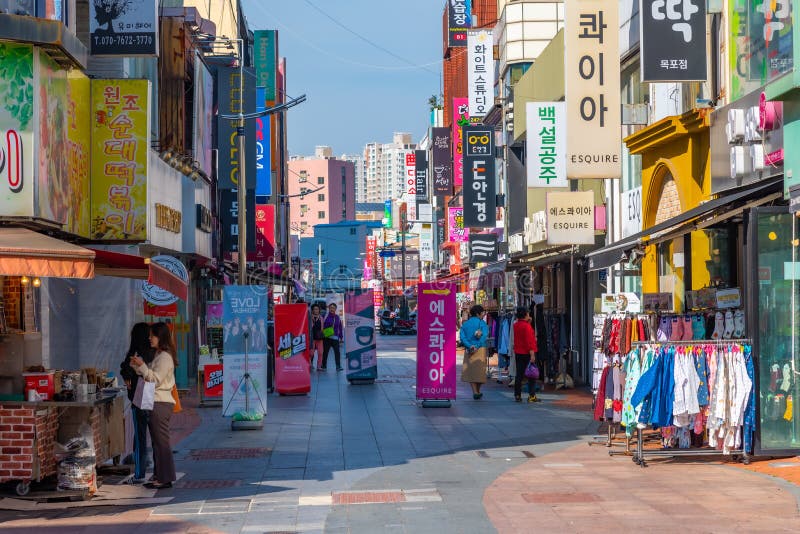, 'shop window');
702,228,735,289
